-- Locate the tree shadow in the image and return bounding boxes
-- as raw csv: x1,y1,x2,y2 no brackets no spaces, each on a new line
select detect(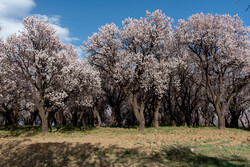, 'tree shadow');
0,142,248,167
161,146,248,167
